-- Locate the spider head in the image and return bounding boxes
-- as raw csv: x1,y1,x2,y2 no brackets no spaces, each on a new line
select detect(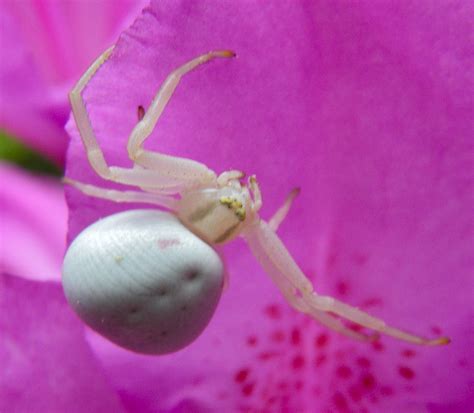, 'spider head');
176,178,256,245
